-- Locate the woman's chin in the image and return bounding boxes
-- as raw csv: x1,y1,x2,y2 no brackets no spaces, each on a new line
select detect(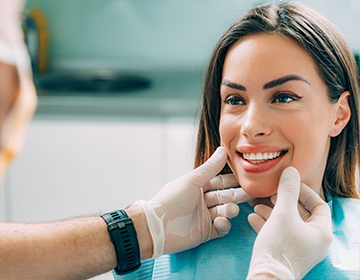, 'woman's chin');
241,183,278,198
230,167,282,198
